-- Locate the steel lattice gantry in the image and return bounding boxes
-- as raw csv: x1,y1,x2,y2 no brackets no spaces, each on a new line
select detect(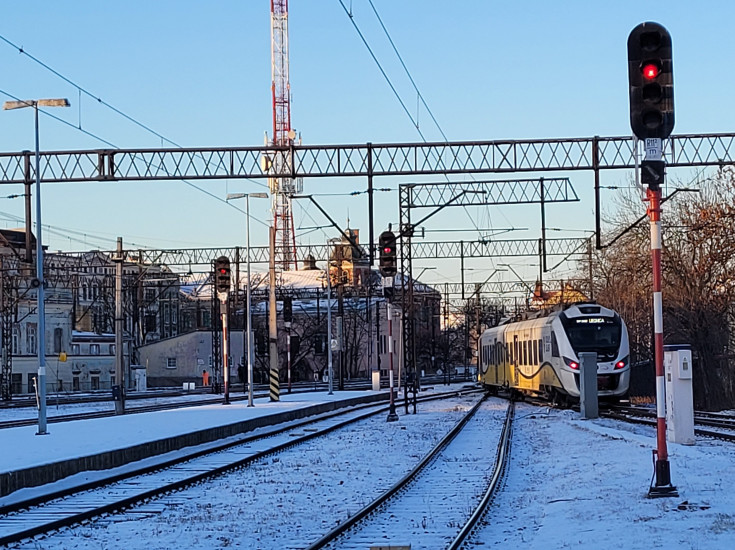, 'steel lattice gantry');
2,133,735,184
397,177,580,400
53,237,588,271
